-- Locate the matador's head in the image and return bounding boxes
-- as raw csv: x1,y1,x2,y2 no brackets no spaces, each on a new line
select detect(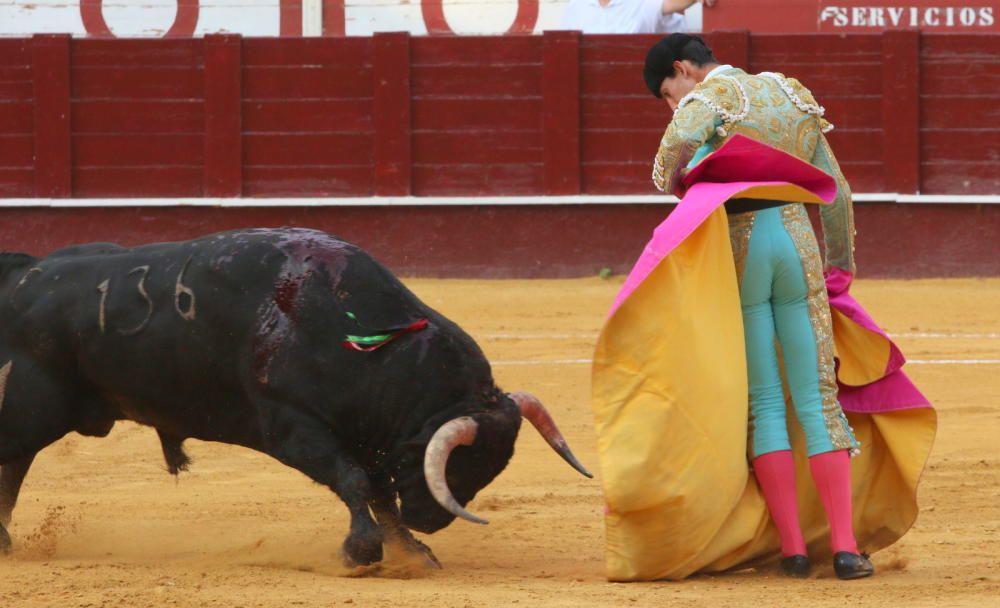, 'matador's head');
643,34,721,111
